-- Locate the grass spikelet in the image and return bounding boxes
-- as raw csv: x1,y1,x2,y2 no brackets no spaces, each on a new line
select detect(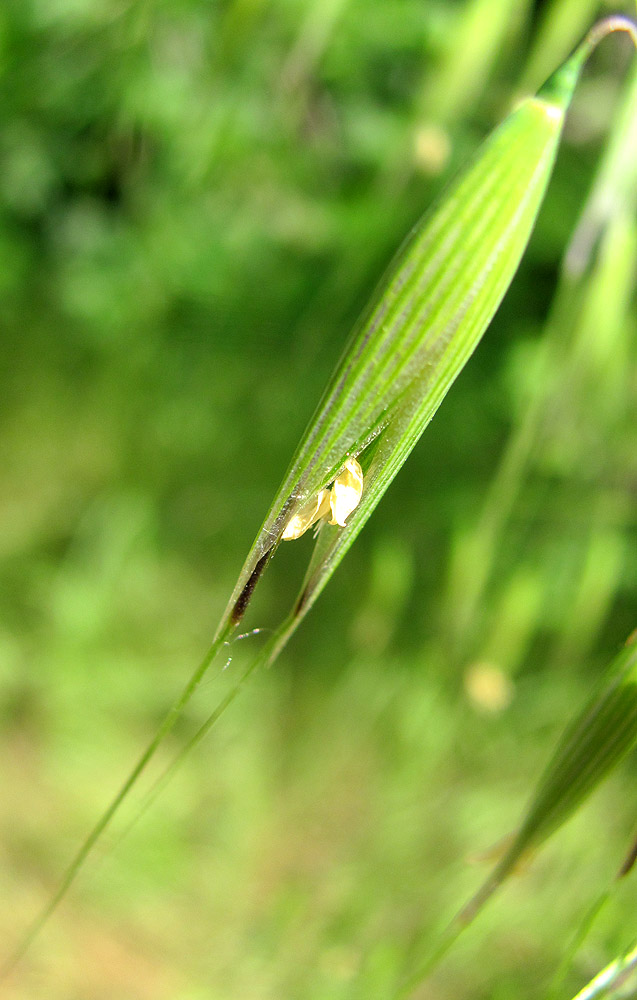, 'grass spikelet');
220,24,605,641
